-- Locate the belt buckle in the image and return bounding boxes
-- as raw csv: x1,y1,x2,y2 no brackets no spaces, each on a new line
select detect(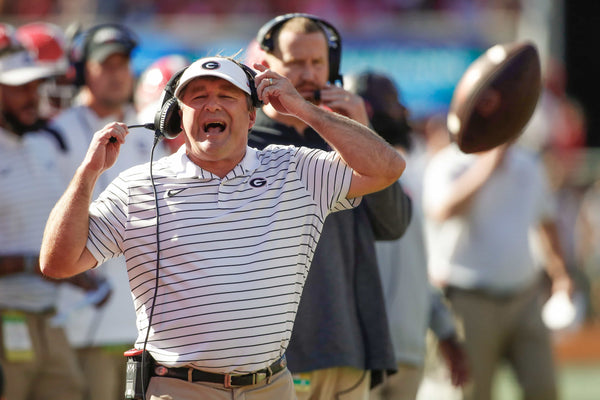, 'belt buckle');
224,373,232,388
254,371,267,385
